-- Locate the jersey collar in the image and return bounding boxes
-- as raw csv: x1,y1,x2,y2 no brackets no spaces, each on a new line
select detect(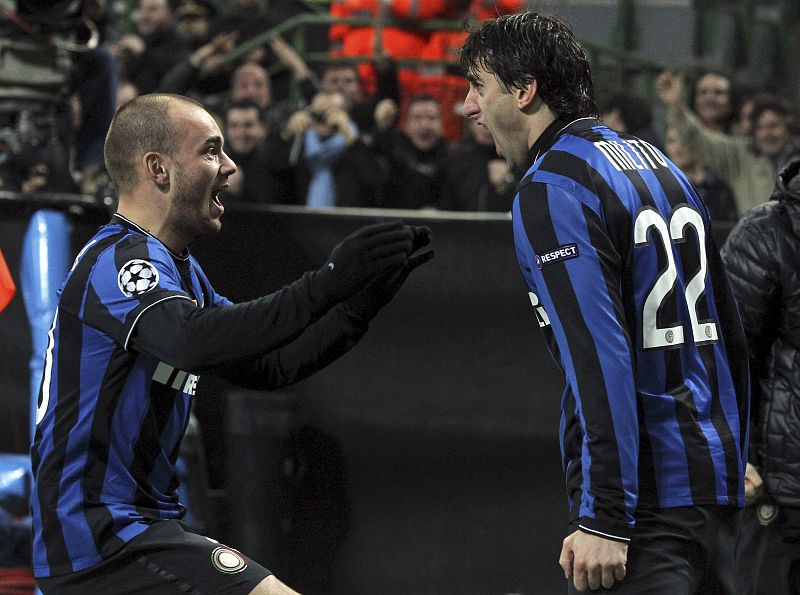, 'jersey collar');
526,116,602,167
111,213,190,261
